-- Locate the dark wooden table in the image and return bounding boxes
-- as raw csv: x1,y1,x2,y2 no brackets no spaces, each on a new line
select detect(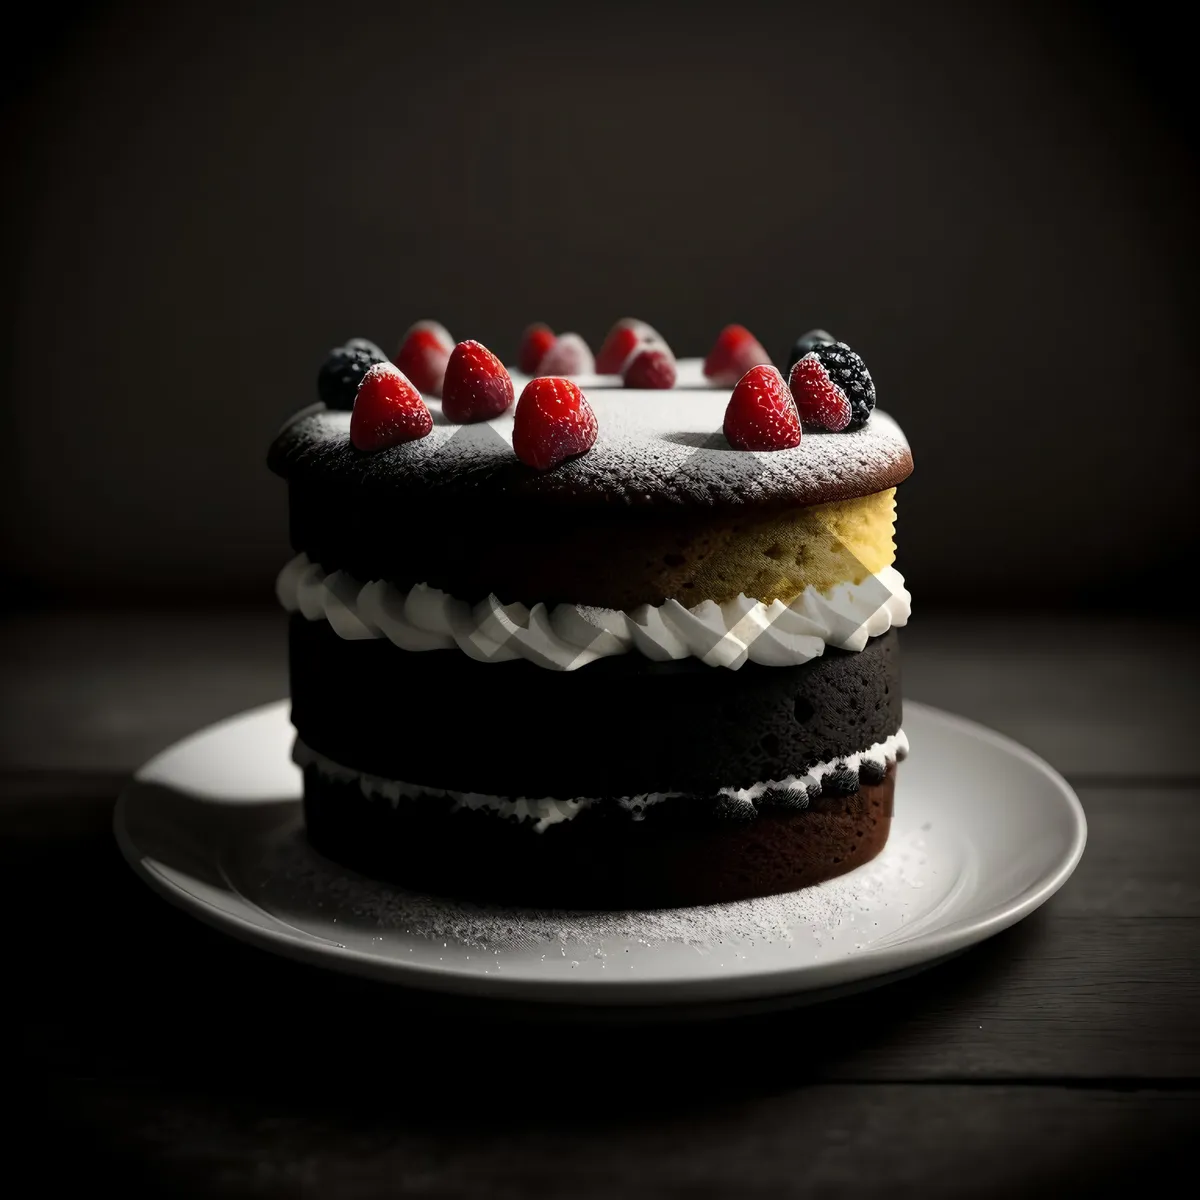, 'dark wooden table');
5,610,1199,1196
